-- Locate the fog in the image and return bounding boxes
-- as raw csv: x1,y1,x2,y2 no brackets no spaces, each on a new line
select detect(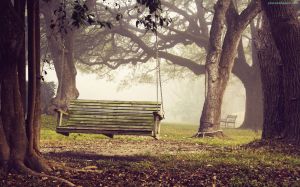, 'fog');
44,64,245,126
